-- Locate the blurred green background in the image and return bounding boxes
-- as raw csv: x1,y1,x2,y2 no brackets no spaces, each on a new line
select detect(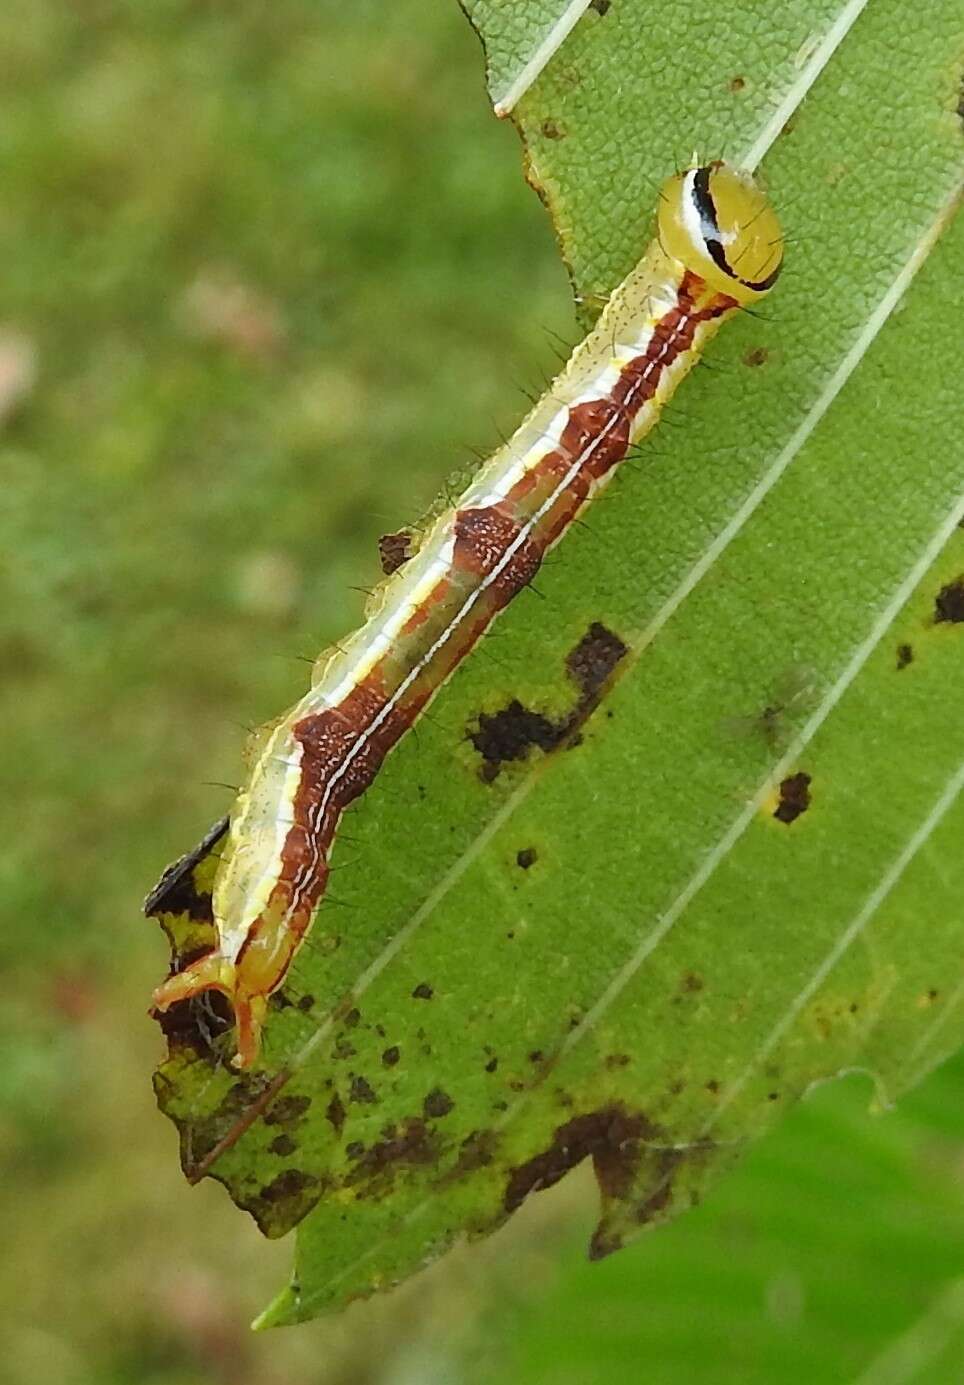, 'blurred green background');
1,2,961,1382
